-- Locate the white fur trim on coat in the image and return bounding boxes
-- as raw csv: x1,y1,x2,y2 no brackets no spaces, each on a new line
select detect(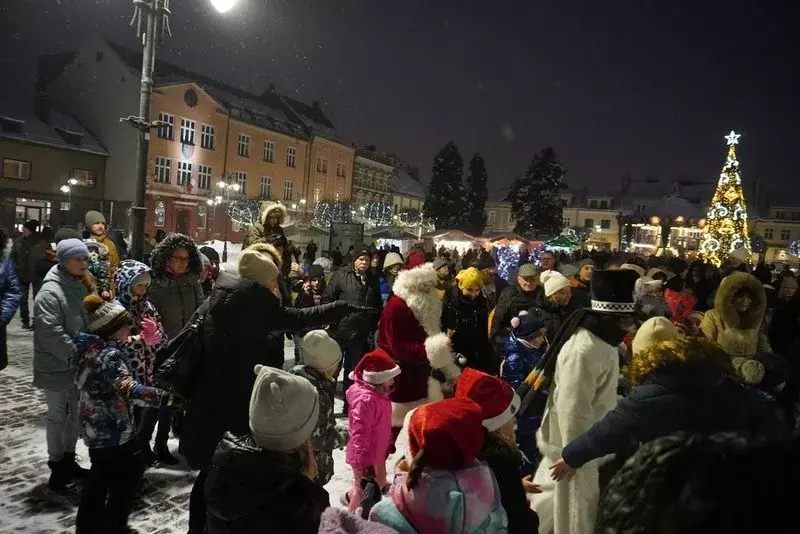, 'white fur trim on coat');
425,332,454,370
347,365,401,385
391,264,442,337
390,378,443,427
